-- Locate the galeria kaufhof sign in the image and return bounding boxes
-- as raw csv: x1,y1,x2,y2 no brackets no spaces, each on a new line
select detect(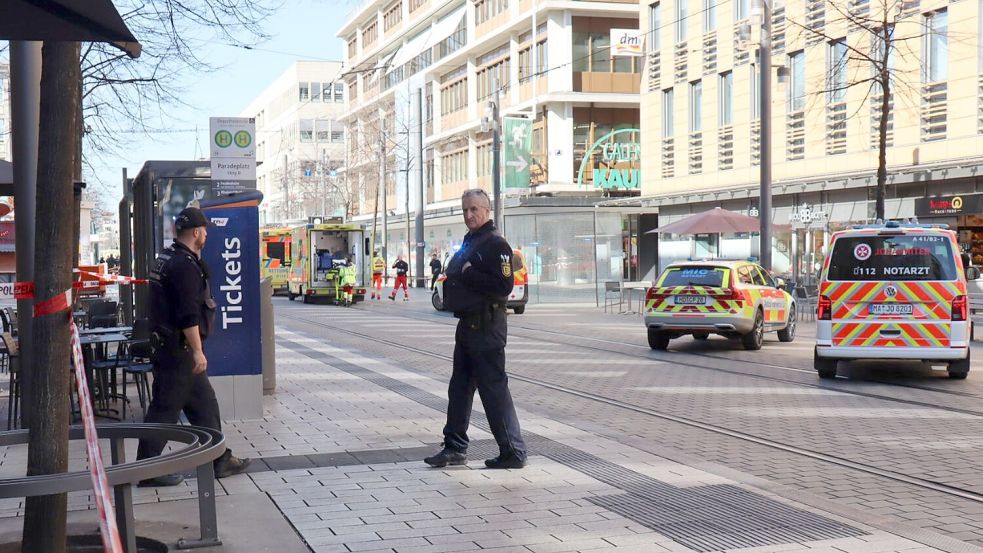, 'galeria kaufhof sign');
575,128,641,190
